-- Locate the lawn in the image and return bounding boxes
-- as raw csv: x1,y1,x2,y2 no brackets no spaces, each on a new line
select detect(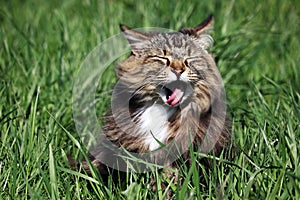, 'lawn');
1,0,299,199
